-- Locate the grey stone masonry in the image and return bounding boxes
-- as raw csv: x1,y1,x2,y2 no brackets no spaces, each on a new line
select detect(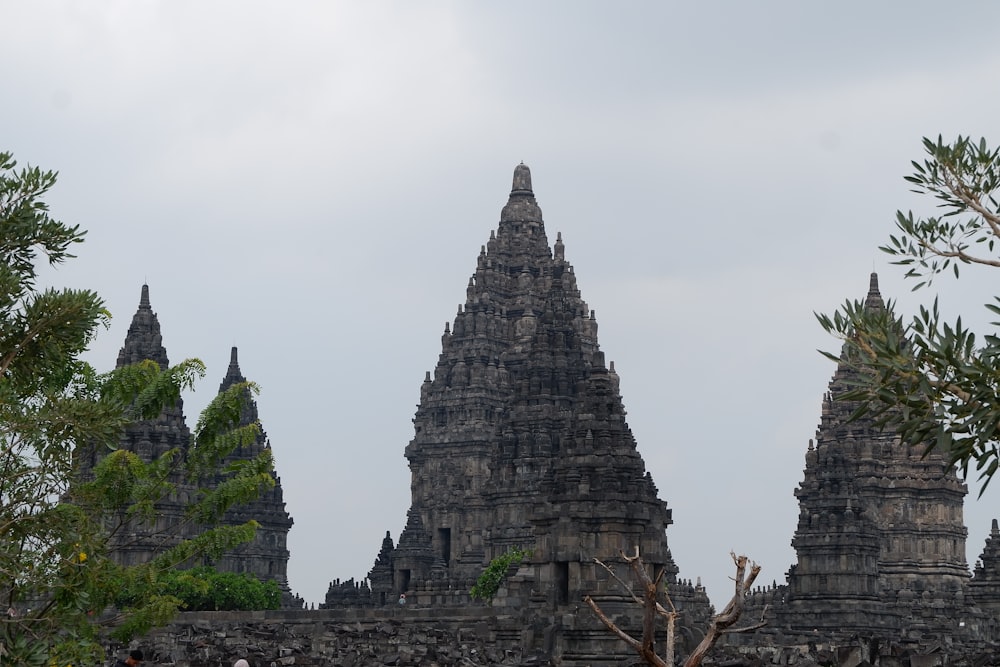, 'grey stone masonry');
101,284,196,568
971,519,1000,615
327,164,712,634
741,273,1000,648
76,286,295,601
211,346,295,602
133,608,1000,667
